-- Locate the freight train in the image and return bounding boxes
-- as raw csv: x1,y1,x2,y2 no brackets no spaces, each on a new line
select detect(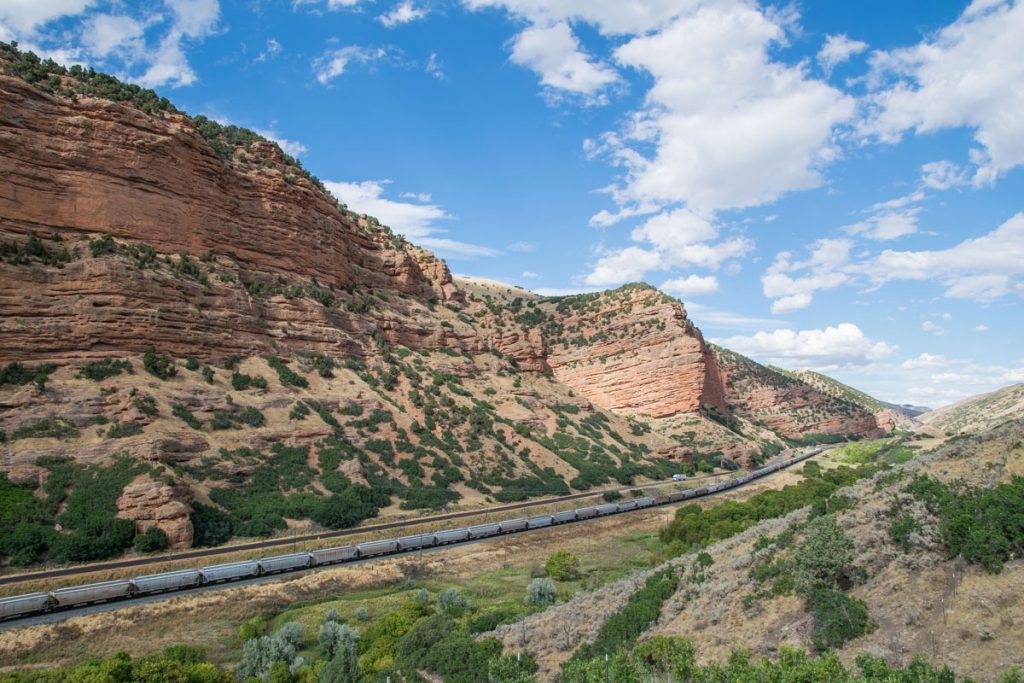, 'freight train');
0,449,821,622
